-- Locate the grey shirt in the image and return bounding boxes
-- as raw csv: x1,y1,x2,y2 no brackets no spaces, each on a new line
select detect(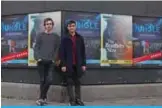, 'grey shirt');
34,32,60,61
